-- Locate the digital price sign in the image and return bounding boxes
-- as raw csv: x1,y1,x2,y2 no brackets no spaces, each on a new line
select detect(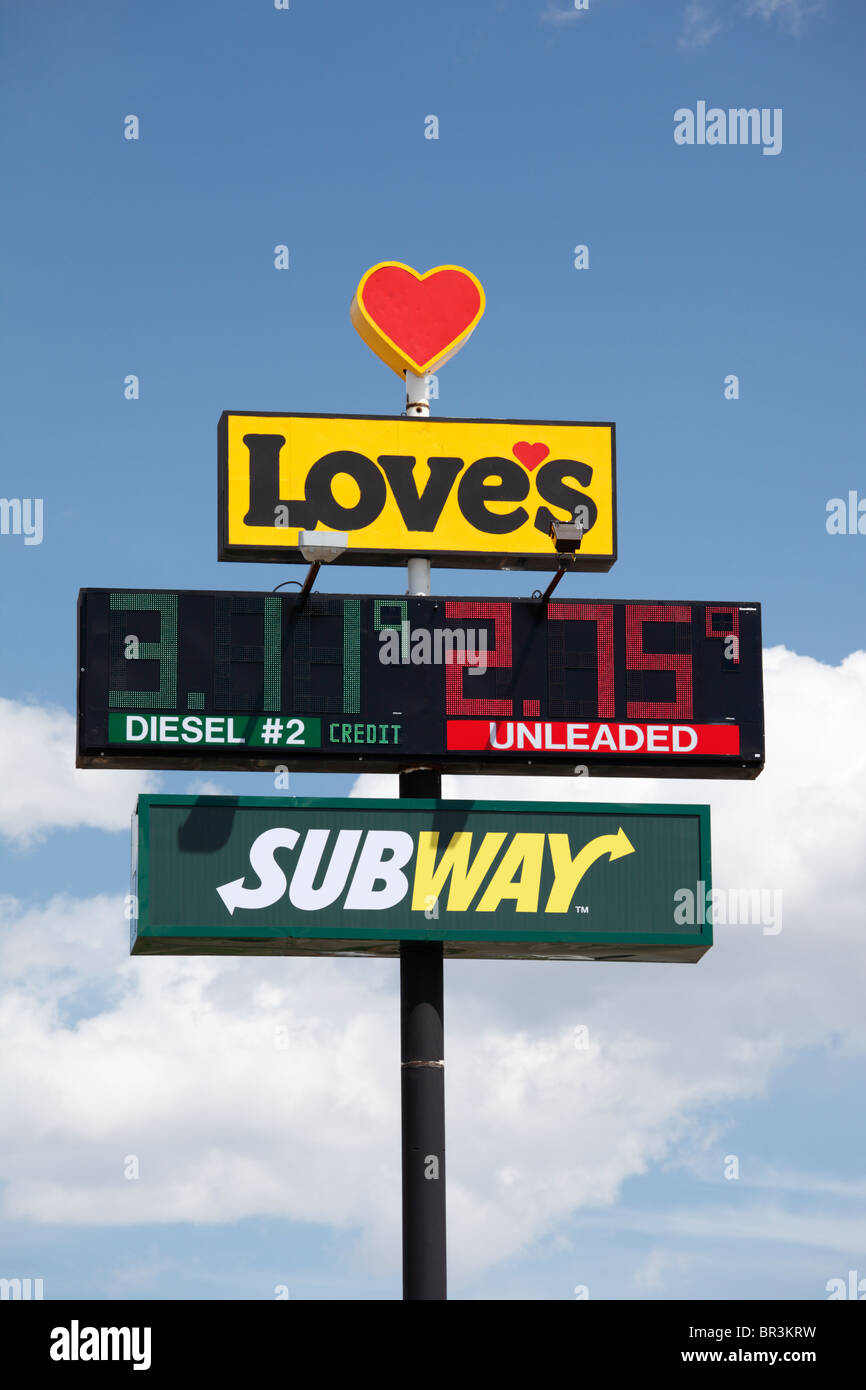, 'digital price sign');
77,589,764,778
